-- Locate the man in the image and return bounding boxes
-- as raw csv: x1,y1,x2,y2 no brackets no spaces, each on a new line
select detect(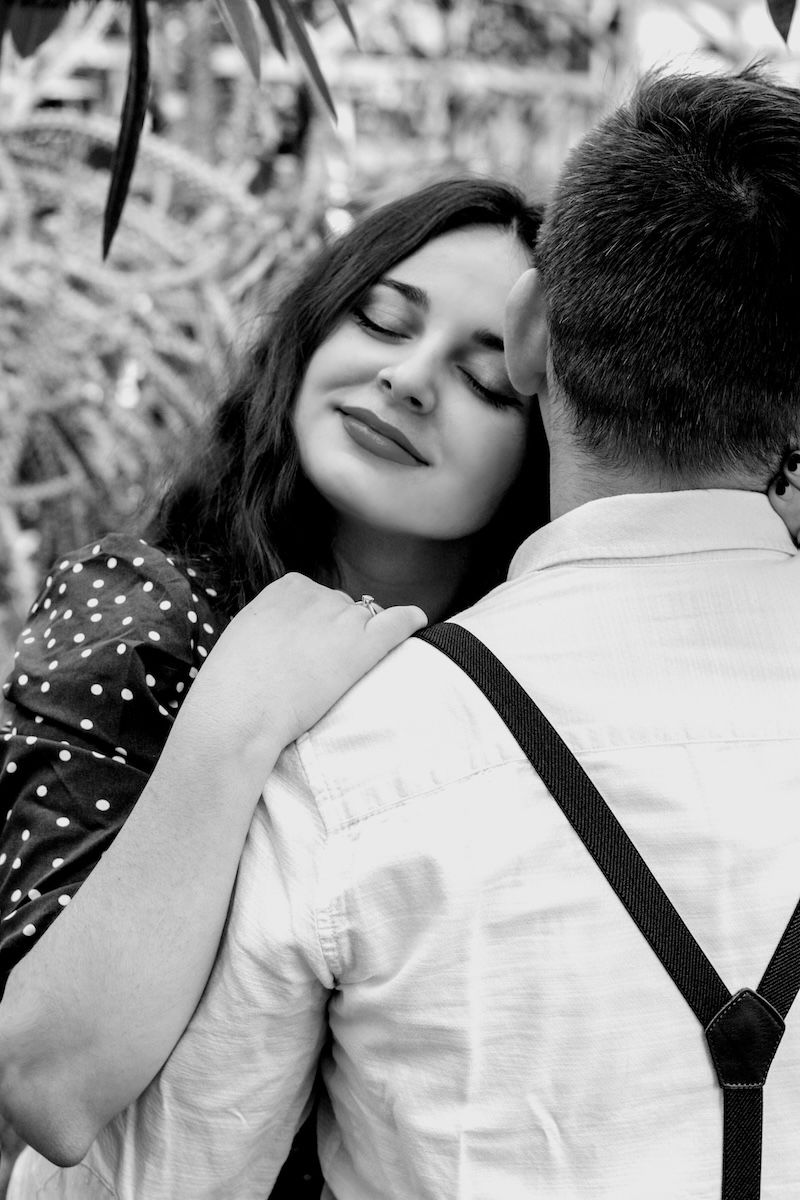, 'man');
12,66,800,1198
